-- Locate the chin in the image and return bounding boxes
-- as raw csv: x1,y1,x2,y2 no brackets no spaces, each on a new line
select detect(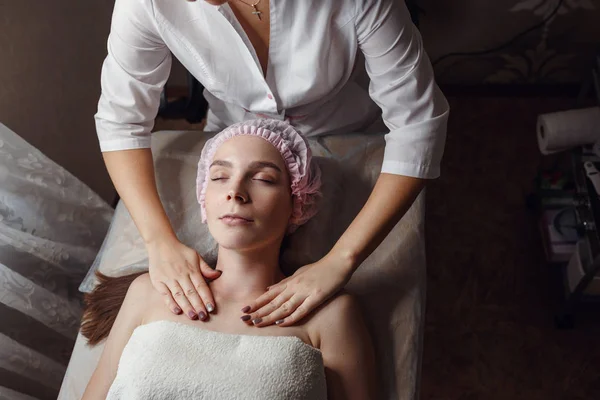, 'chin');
218,237,263,252
212,228,259,250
